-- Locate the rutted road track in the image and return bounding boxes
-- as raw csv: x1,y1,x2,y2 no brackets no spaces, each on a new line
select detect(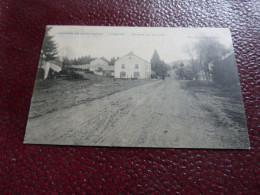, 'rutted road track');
24,79,249,148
